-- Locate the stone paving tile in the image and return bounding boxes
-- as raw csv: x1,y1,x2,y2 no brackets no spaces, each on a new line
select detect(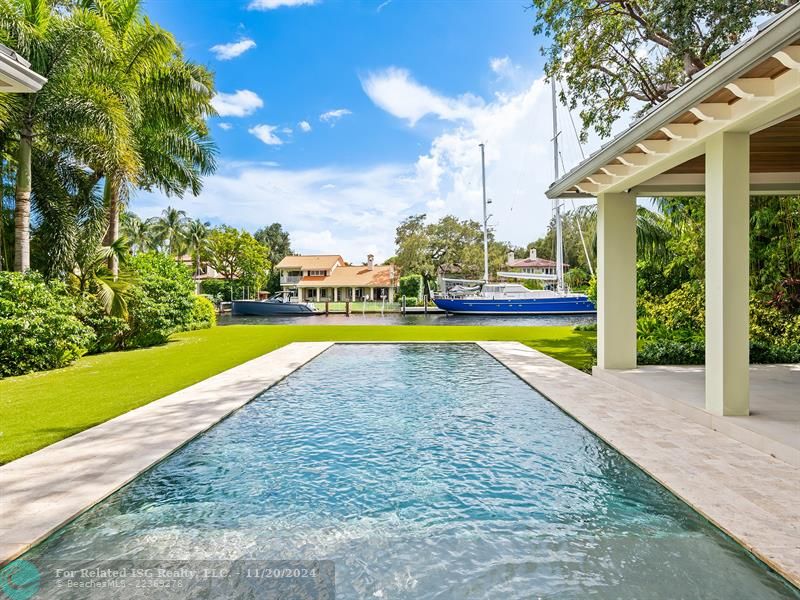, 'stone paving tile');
0,342,333,565
479,341,800,589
